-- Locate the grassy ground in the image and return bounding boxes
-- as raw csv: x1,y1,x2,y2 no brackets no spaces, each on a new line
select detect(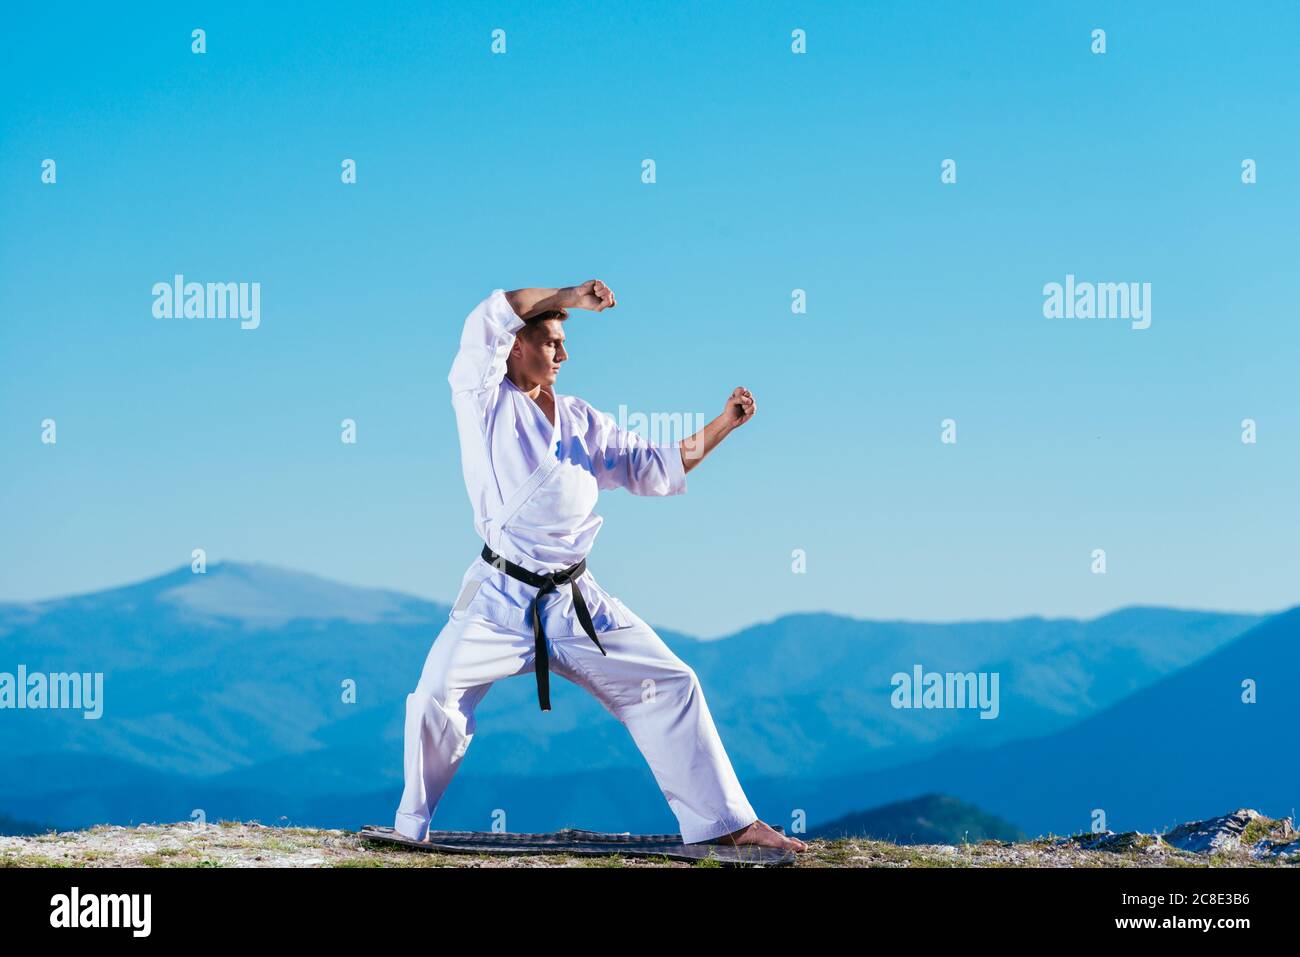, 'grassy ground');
2,820,1296,868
